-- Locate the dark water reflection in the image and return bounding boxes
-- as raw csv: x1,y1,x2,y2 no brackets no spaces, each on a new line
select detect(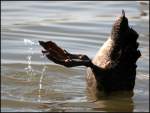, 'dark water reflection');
1,1,149,112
